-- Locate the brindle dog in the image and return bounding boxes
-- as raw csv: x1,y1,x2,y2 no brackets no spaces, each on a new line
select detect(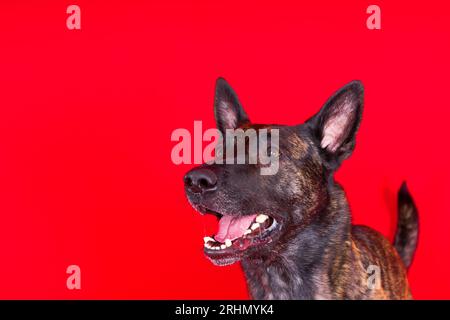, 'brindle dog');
184,78,418,299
